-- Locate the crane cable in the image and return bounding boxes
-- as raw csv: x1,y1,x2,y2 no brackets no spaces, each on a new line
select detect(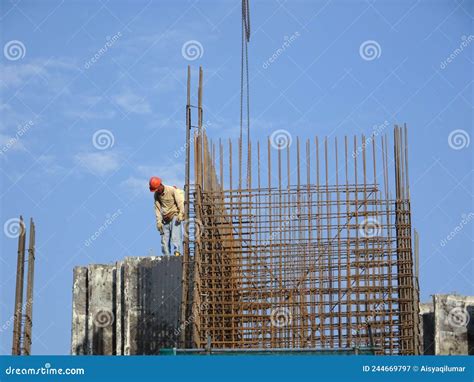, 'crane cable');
240,0,251,189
